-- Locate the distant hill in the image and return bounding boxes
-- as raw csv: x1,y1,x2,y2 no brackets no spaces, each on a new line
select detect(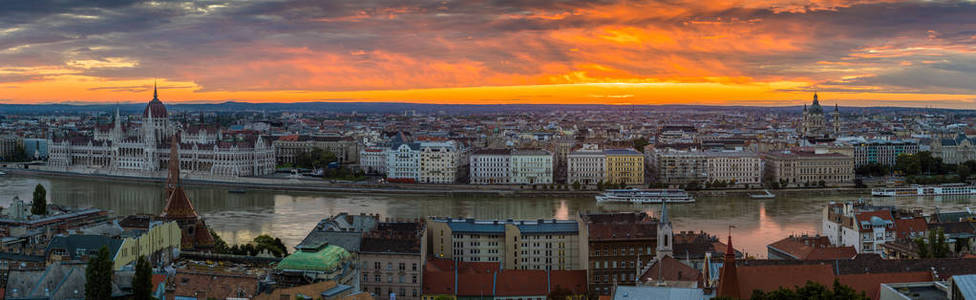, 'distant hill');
0,101,969,114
